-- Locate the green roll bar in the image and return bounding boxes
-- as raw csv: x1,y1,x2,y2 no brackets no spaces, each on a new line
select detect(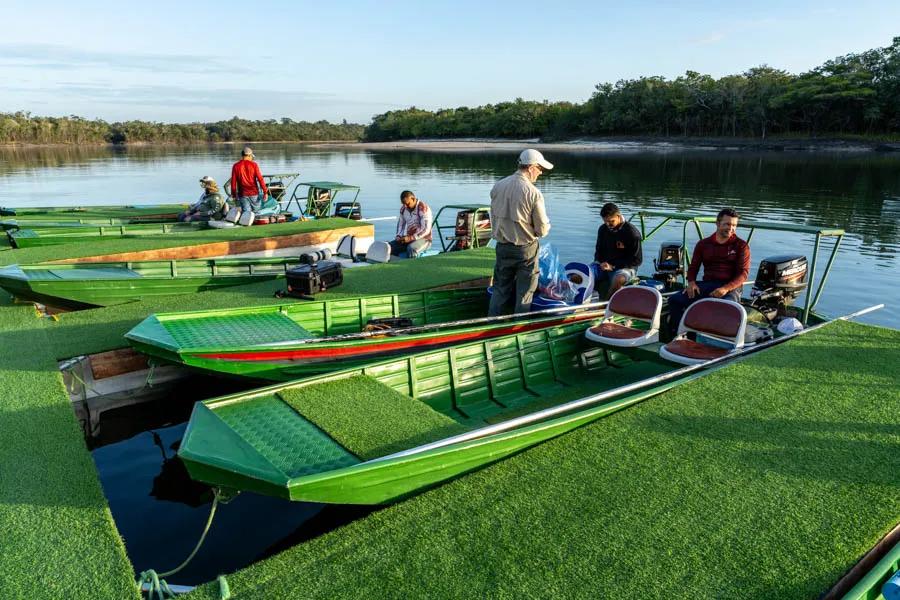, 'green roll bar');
223,173,300,201
283,181,361,219
632,210,845,325
432,204,492,252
